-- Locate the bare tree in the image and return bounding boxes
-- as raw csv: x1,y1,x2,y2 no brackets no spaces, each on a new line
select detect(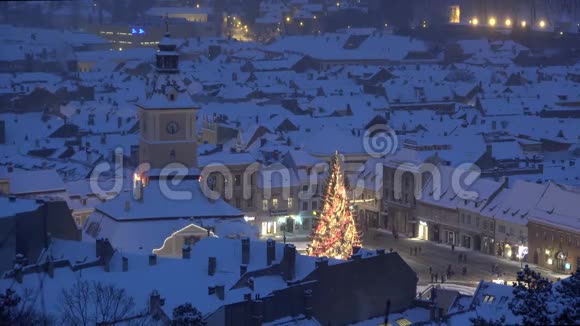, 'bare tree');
1,288,52,325
59,280,136,326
